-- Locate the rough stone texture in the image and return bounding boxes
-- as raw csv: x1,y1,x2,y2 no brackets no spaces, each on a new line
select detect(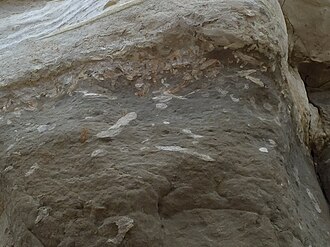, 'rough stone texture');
0,0,330,246
280,0,330,63
278,0,330,155
307,83,330,203
280,0,330,210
